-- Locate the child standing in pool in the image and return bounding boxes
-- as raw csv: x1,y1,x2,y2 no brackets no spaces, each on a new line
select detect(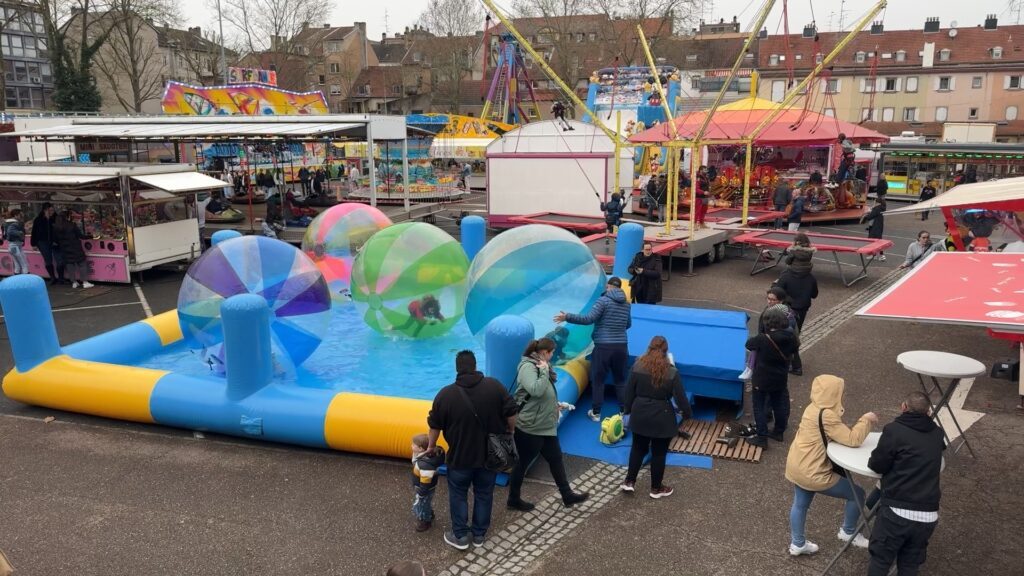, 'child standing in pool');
411,433,445,532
